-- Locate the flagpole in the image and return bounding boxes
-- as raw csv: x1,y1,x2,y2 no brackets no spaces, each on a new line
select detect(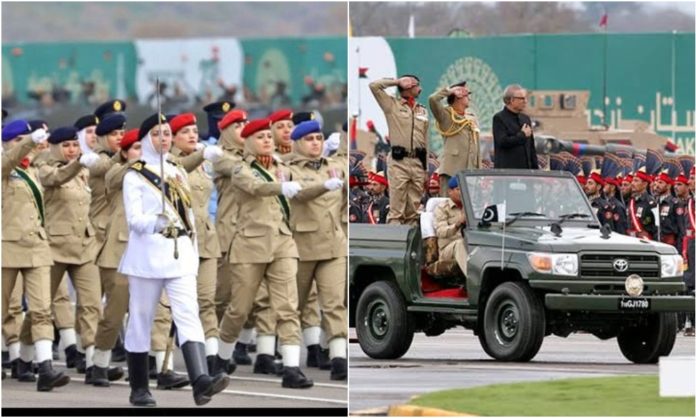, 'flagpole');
602,12,608,128
671,30,677,145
